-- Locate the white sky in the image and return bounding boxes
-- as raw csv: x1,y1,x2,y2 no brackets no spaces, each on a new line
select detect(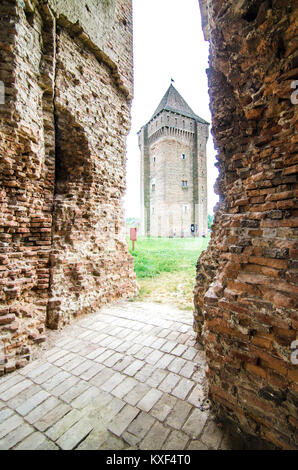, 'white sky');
124,0,219,218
